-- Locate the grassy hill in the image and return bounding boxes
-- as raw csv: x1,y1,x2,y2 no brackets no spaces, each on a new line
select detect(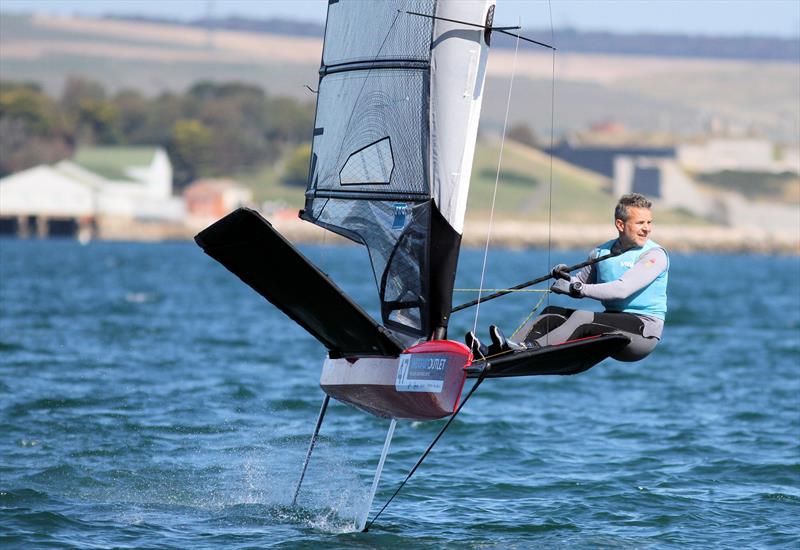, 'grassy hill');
239,138,709,226
467,139,614,223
